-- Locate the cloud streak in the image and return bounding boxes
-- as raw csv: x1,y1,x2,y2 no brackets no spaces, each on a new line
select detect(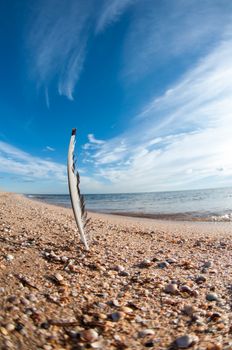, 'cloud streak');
26,0,136,102
95,0,135,33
